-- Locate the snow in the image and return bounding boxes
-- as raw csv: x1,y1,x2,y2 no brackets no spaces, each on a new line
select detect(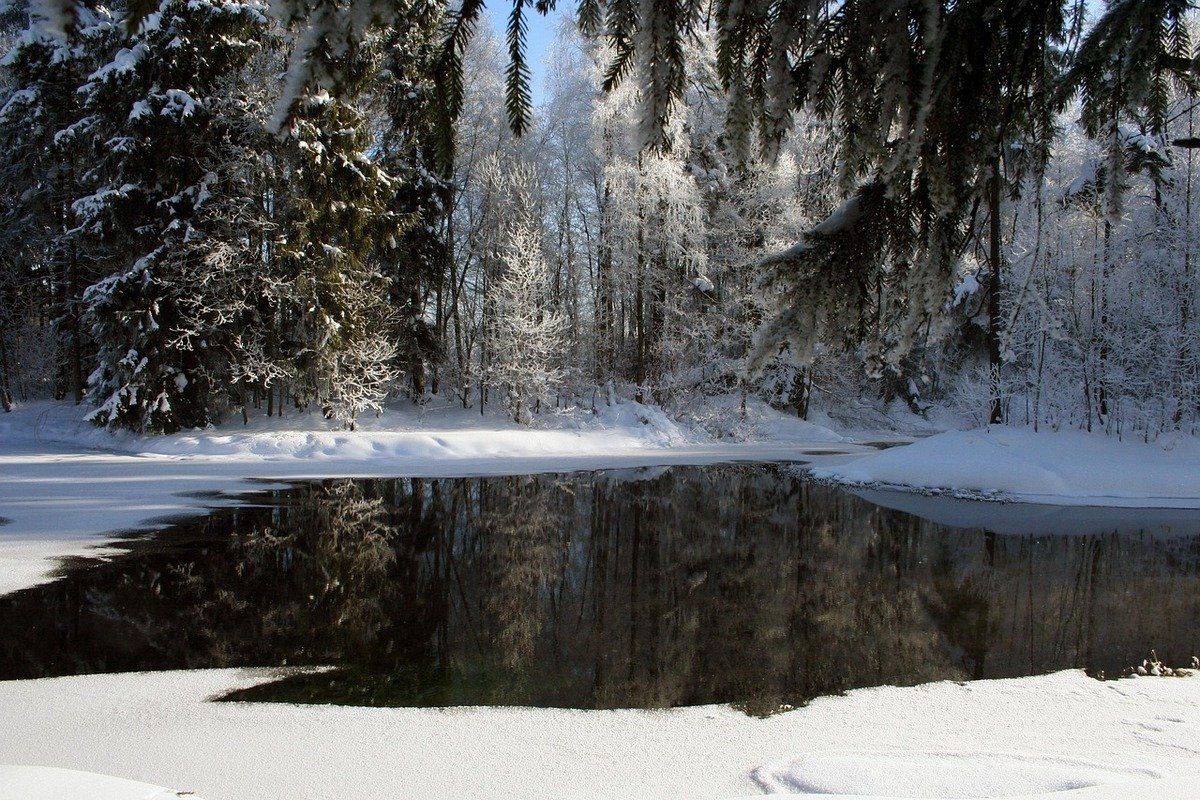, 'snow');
757,193,865,270
0,399,855,597
88,43,150,83
27,0,73,39
1,668,1199,800
4,404,1200,800
128,99,153,120
0,88,37,122
71,186,127,218
813,425,1200,507
1119,124,1162,156
752,752,1164,798
809,194,862,236
951,271,980,307
1066,158,1099,198
0,766,194,800
160,89,201,118
759,238,812,267
852,487,1200,536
